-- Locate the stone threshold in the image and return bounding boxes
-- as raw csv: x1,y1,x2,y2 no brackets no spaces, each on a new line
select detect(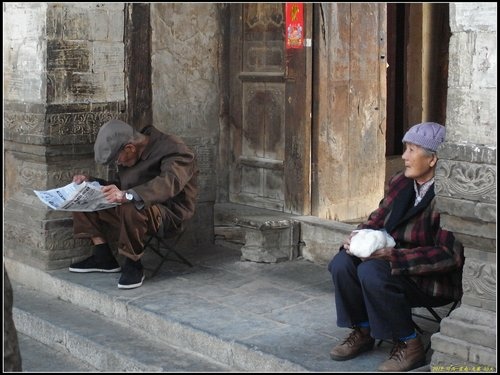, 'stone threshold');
214,202,357,265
